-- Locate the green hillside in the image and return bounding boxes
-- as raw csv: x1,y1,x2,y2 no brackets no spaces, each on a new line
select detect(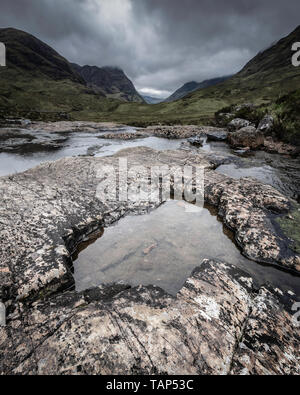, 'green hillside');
0,28,140,120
